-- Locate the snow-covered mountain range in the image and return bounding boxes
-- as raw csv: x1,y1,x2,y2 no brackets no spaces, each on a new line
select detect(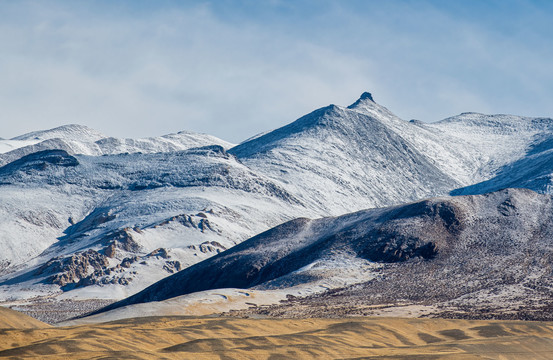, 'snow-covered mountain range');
2,92,553,317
